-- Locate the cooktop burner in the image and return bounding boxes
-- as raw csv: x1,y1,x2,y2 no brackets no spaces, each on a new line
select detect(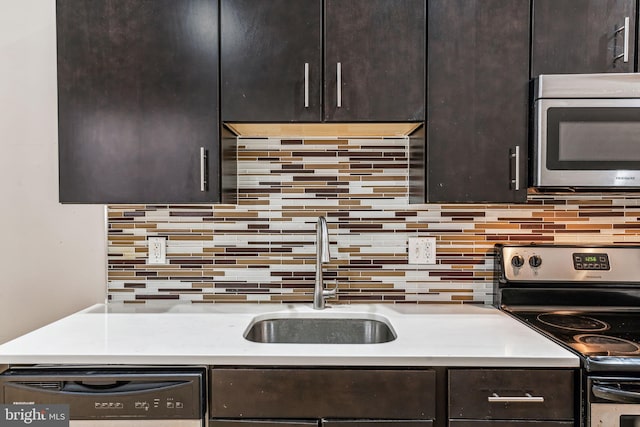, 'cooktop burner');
511,309,640,359
536,312,609,332
574,334,640,356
